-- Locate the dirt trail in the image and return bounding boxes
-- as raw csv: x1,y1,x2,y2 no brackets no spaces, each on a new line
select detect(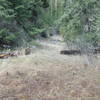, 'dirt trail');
0,35,100,100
